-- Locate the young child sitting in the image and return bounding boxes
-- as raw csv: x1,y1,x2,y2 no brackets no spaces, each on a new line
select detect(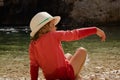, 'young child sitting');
29,12,106,80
